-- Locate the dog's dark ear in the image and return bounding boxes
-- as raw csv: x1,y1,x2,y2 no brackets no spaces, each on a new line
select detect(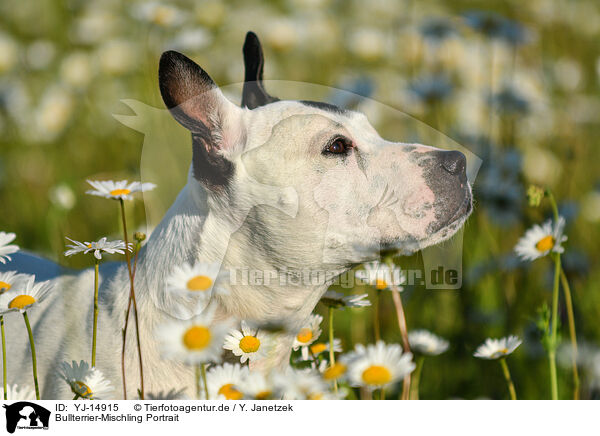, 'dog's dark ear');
242,31,279,109
159,50,244,188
